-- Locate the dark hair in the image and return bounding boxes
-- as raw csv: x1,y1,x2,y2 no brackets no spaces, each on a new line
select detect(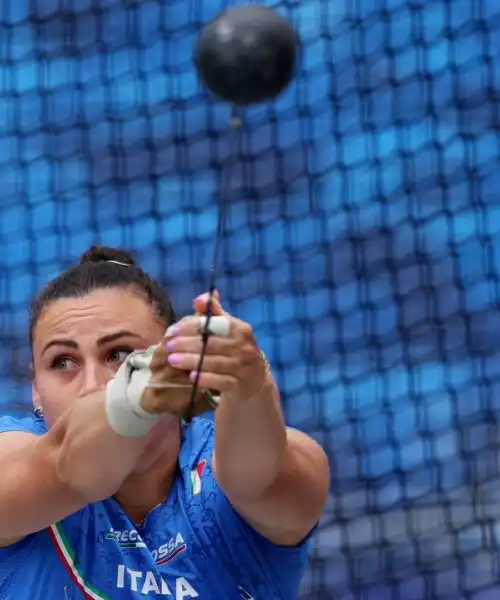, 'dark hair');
29,245,175,345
